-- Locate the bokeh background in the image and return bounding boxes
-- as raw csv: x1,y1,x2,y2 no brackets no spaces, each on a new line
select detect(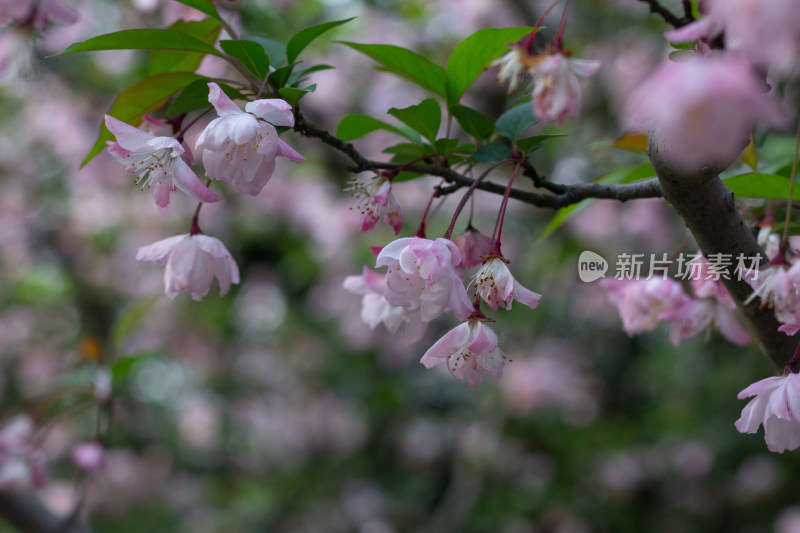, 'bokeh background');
1,0,797,532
